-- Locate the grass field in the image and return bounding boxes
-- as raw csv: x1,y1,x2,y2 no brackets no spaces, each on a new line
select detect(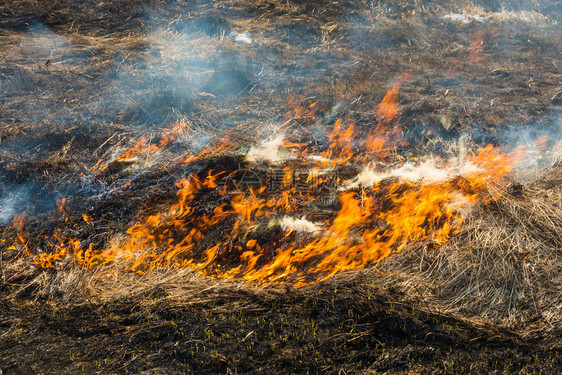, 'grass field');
0,0,561,373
